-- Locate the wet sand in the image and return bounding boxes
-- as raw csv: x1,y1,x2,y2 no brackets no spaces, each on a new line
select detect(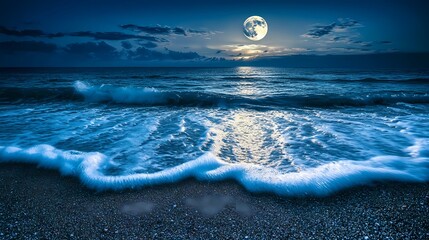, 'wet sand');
0,163,428,239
